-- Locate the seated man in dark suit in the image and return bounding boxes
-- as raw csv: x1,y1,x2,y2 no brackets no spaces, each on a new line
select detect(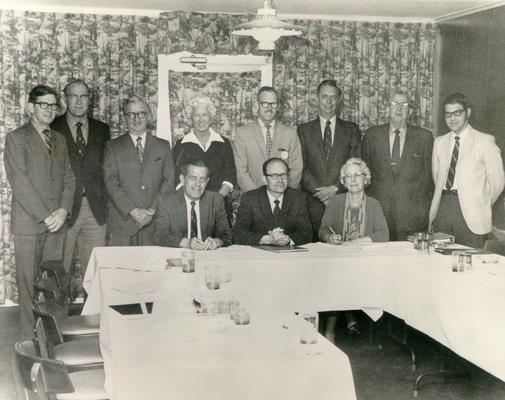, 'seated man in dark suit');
233,158,312,246
155,160,232,250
